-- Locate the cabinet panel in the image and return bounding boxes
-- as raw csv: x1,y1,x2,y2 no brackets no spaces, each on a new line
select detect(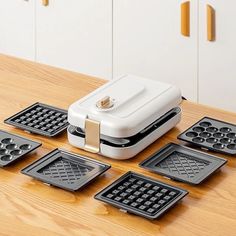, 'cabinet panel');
0,0,35,60
199,0,236,112
113,0,198,101
36,0,112,80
